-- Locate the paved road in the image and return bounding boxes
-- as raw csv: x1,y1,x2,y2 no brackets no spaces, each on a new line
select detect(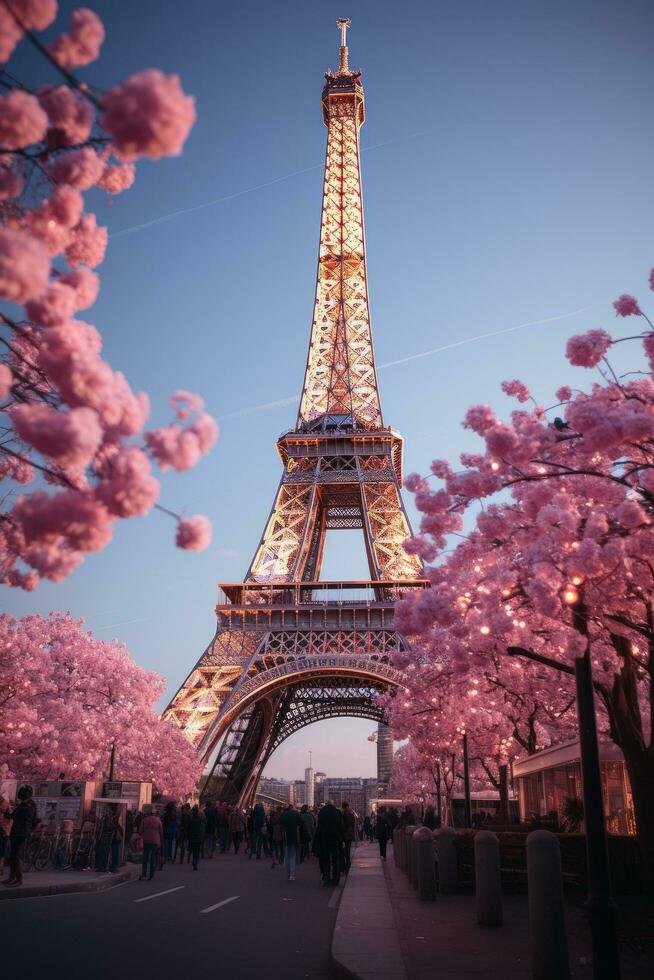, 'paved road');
2,846,347,979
